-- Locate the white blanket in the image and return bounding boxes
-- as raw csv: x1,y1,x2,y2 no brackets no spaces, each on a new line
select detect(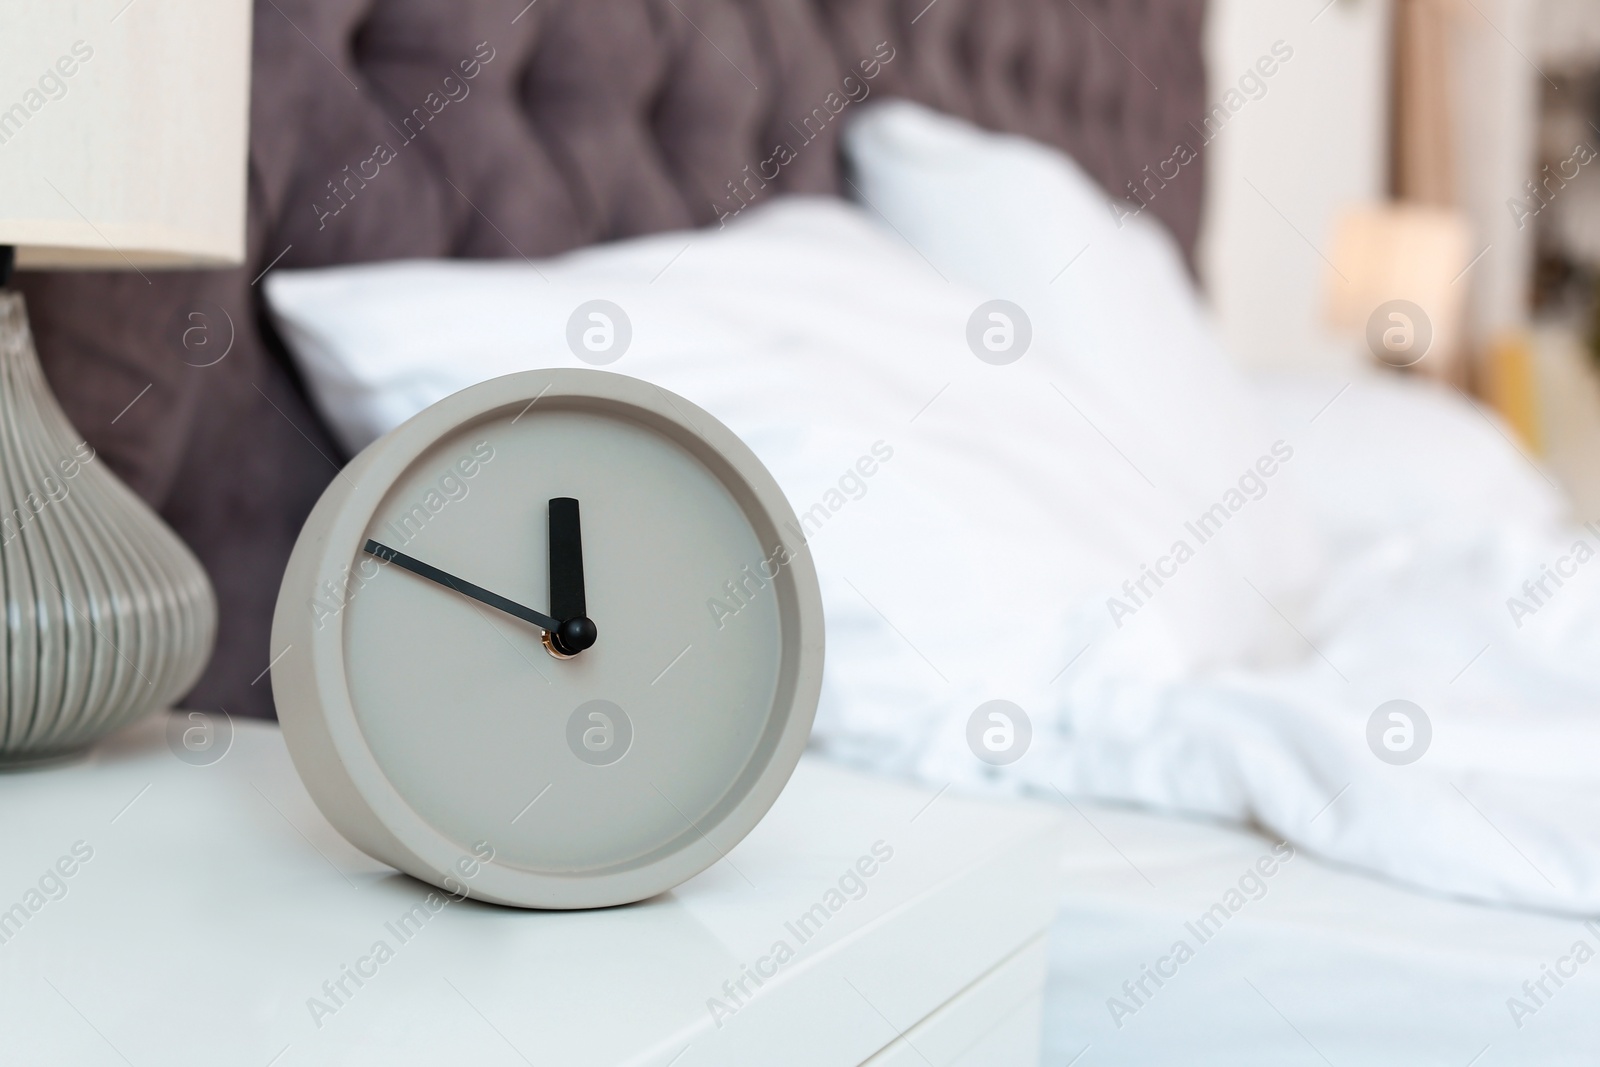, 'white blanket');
840,100,1600,914
1029,374,1600,913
